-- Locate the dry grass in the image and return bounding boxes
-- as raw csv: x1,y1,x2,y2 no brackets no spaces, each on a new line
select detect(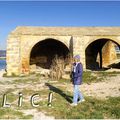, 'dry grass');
50,54,72,80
